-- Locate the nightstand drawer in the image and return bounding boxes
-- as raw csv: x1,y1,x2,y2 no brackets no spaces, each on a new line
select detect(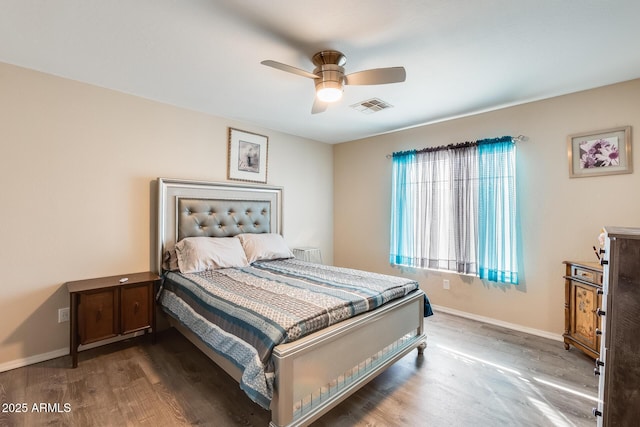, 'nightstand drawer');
121,283,153,334
79,289,118,344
